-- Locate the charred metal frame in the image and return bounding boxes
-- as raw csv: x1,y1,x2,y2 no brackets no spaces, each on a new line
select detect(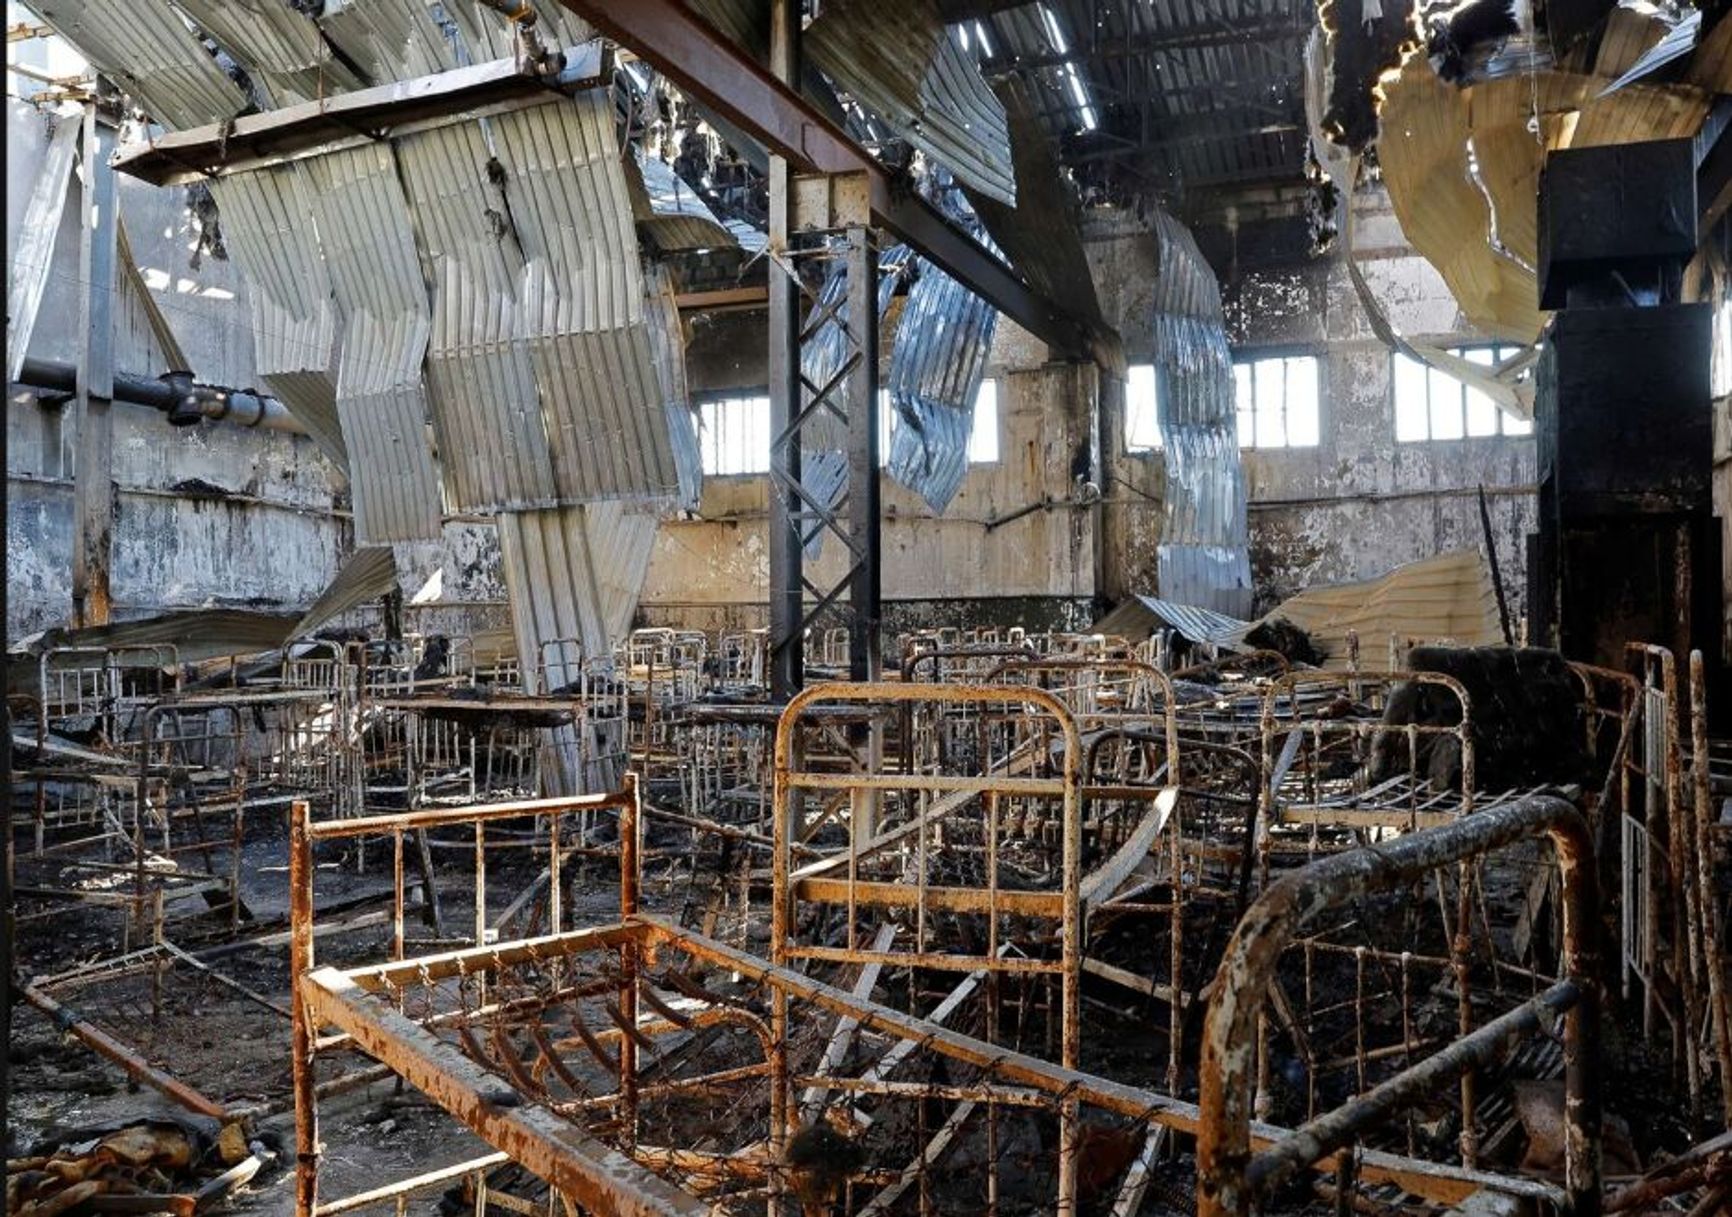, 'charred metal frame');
289,783,643,1217
775,681,1189,1108
765,223,881,694
1197,793,1603,1217
1687,649,1732,1125
293,908,1568,1217
1623,642,1697,1091
1258,669,1480,837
